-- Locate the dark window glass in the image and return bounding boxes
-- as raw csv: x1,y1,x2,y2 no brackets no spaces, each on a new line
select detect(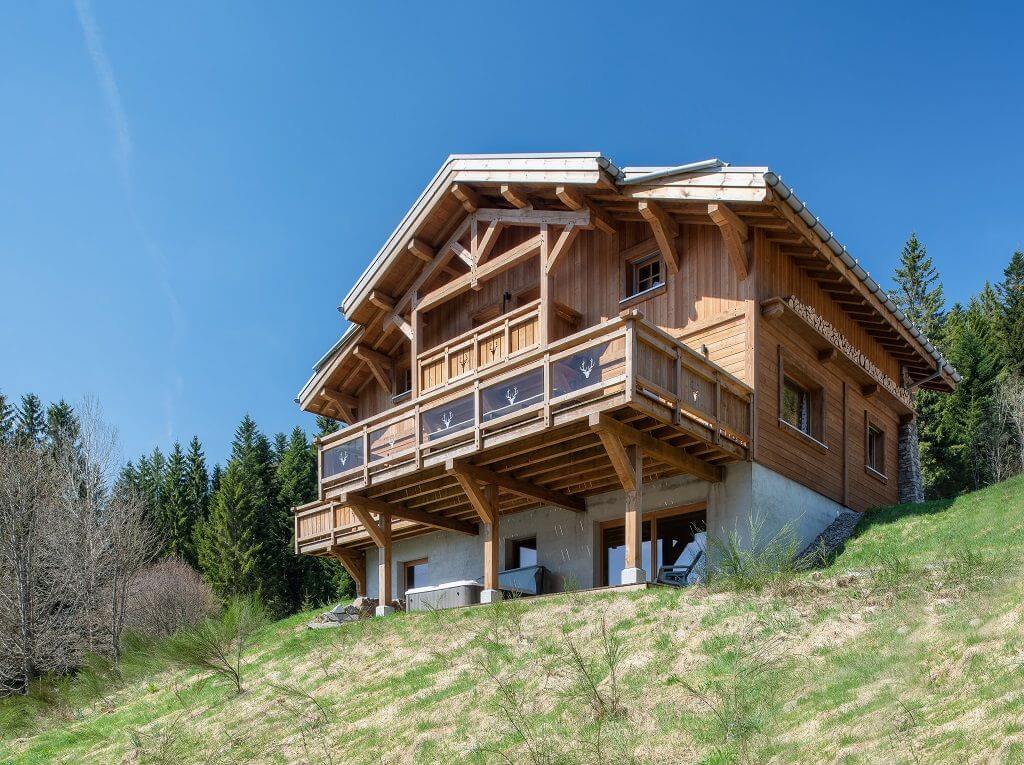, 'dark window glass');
782,377,812,435
867,424,885,472
656,513,702,568
632,256,663,295
510,538,537,569
404,561,427,591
